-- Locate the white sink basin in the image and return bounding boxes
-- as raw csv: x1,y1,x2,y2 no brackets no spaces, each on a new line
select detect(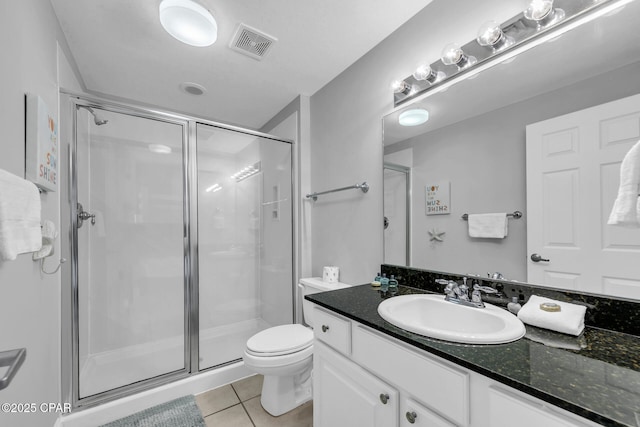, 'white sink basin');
377,294,525,344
